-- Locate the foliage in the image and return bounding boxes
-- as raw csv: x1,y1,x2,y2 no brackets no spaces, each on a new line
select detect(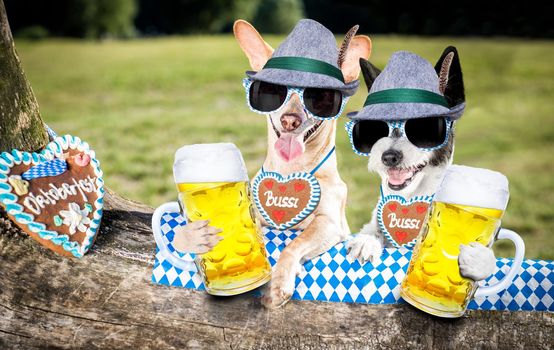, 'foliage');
302,0,554,38
67,0,137,39
6,0,552,38
6,0,137,39
135,0,304,35
135,0,235,35
252,0,305,34
15,25,49,40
